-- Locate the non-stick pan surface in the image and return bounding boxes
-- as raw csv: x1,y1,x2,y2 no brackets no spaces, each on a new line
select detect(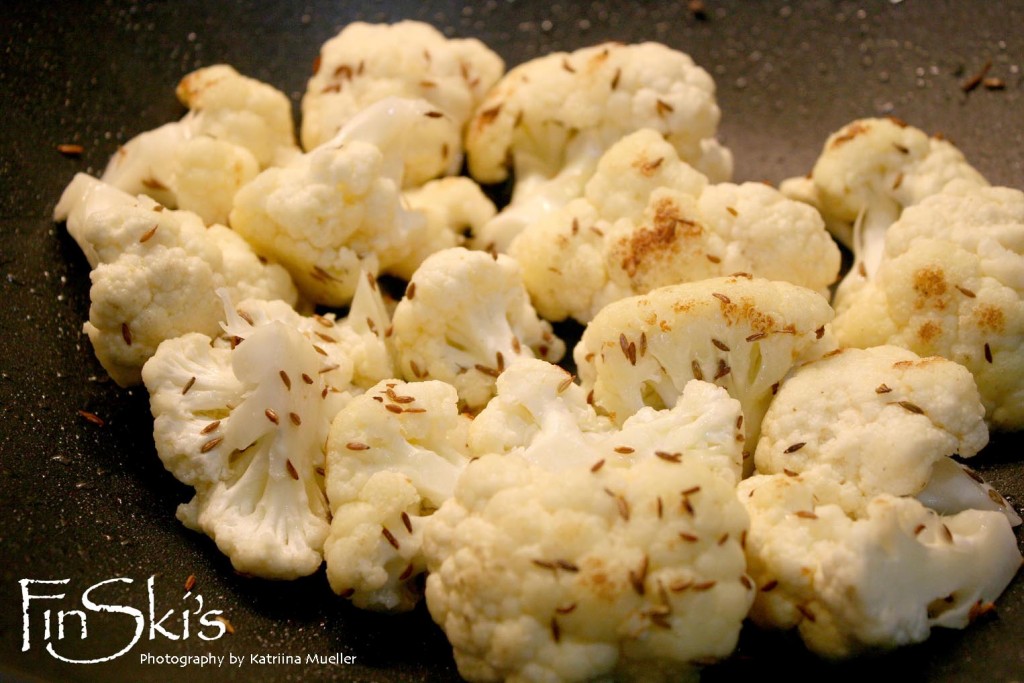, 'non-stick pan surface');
2,2,1022,681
